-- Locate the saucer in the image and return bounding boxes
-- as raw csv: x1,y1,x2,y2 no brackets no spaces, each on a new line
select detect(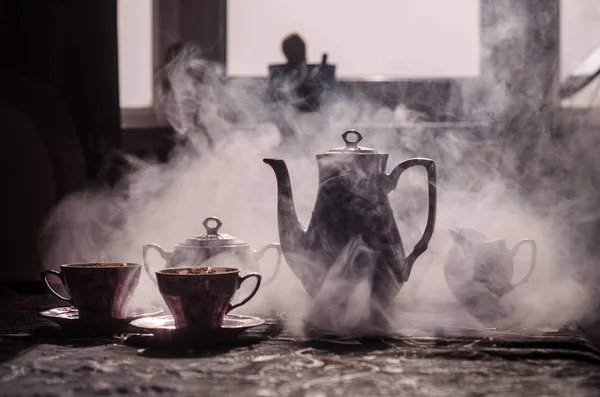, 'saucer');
128,314,265,346
39,306,163,331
